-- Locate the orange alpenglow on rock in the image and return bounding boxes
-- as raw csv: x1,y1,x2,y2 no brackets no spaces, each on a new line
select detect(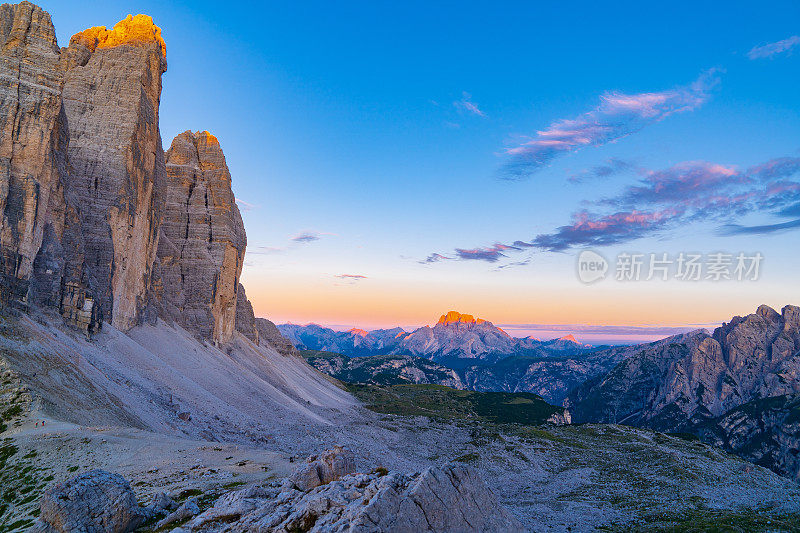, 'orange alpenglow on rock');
202,131,219,144
559,334,579,343
70,14,166,59
436,311,487,326
348,328,369,337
